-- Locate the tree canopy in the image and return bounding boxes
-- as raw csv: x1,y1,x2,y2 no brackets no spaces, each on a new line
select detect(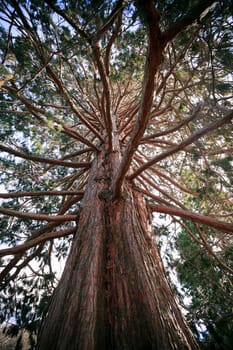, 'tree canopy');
0,0,232,348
